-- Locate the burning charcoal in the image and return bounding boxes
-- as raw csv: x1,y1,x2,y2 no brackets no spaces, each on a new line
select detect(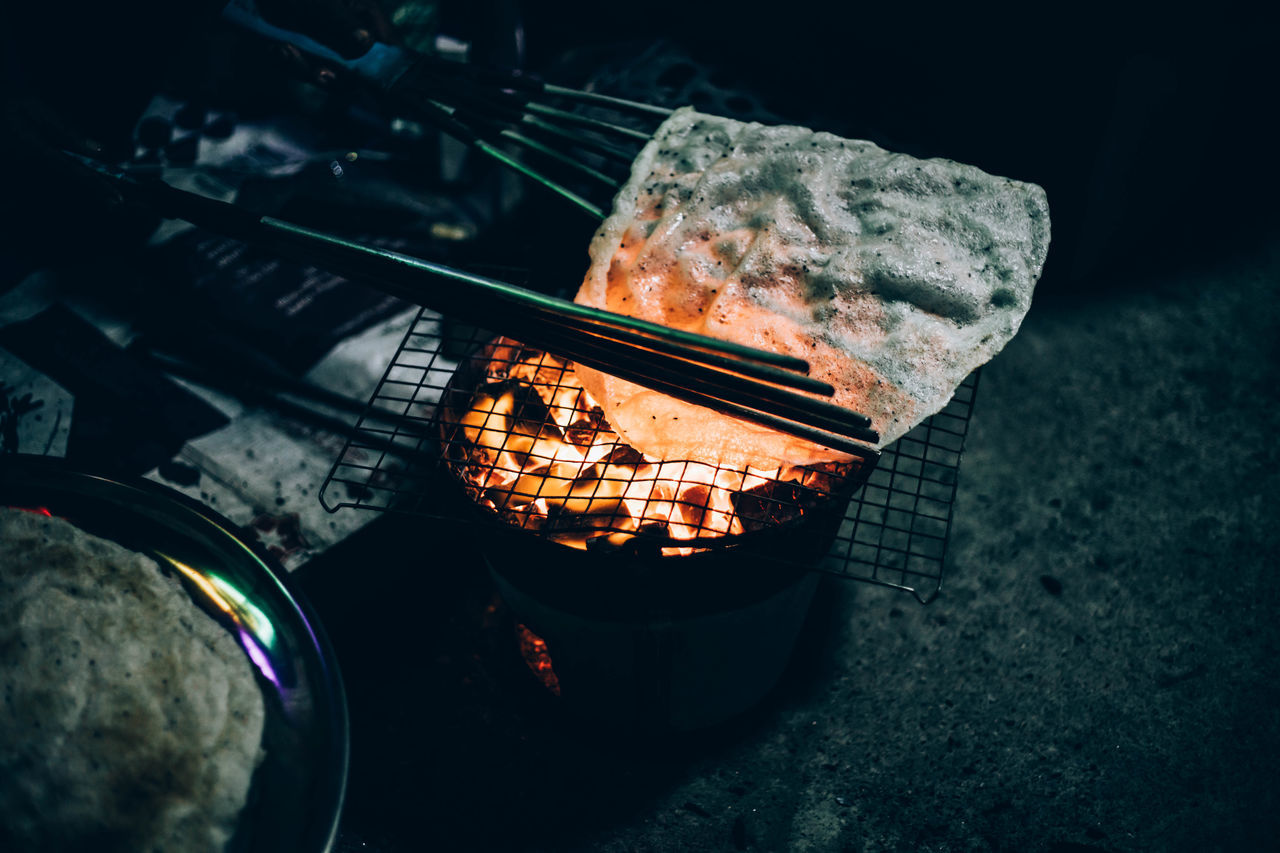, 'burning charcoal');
601,444,645,466
502,382,561,438
506,505,547,532
482,485,520,510
442,339,864,552
678,485,711,529
565,419,601,447
733,482,804,530
462,381,564,460
797,459,855,490
514,623,561,696
544,495,627,529
528,356,574,388
585,532,642,555
590,410,613,435
637,520,670,539
502,349,564,386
